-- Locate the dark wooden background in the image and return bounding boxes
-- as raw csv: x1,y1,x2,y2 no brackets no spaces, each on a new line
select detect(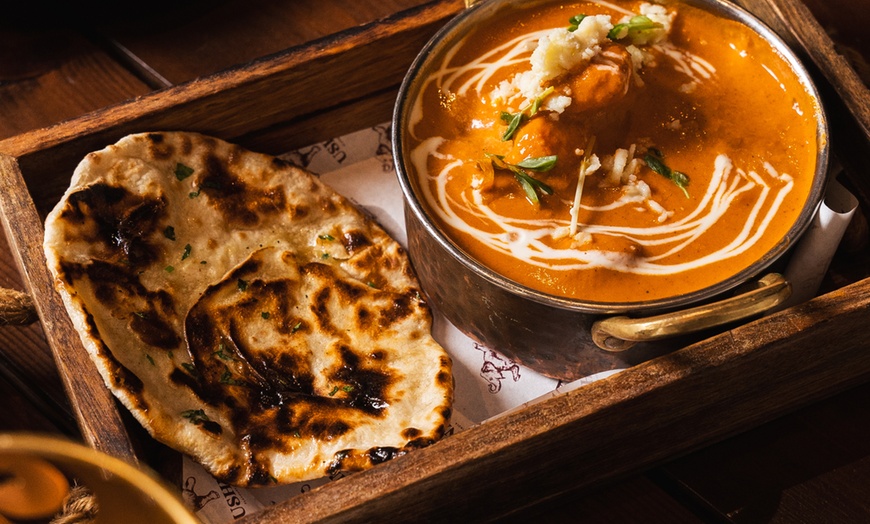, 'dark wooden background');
1,0,868,521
